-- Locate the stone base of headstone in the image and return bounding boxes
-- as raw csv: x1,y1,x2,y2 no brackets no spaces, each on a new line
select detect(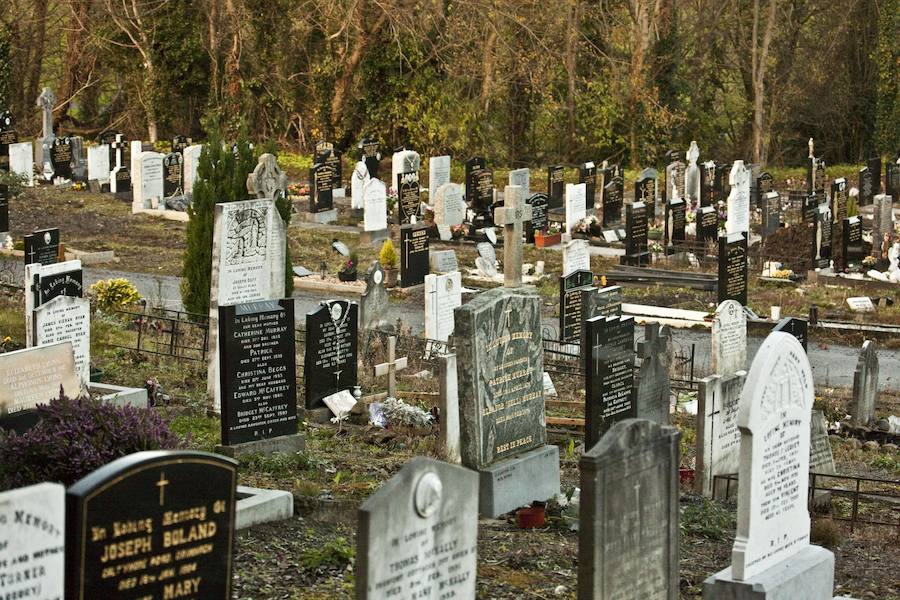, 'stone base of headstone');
114,191,132,202
703,546,835,600
621,251,651,266
475,445,560,518
300,406,335,424
334,196,352,209
215,433,305,459
300,208,338,224
235,485,294,530
360,228,390,245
